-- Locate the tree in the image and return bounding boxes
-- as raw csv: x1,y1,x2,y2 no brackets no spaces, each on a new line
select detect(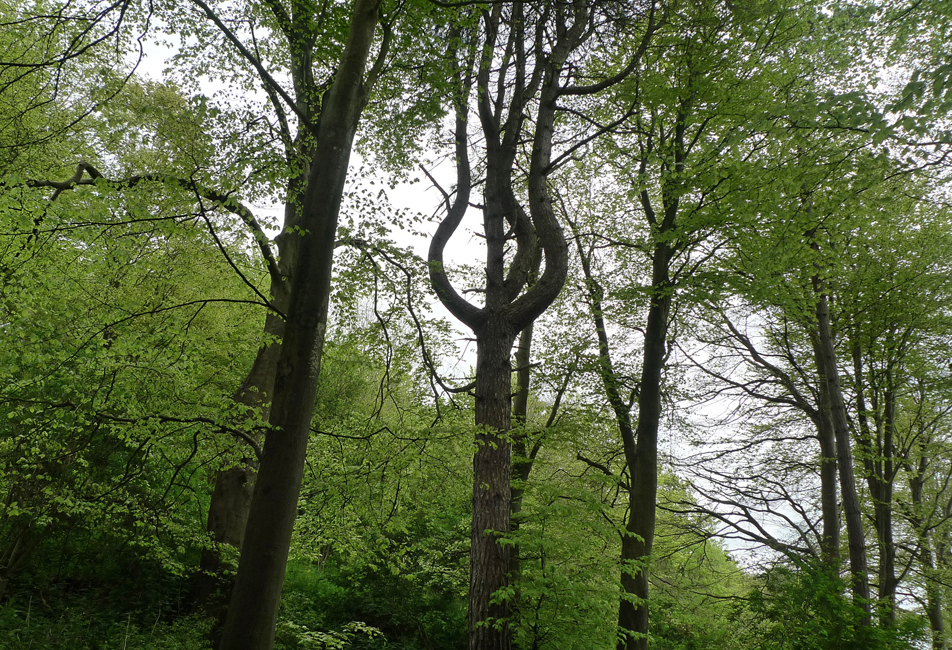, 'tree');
563,1,853,644
426,4,657,647
0,155,264,602
215,2,390,647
